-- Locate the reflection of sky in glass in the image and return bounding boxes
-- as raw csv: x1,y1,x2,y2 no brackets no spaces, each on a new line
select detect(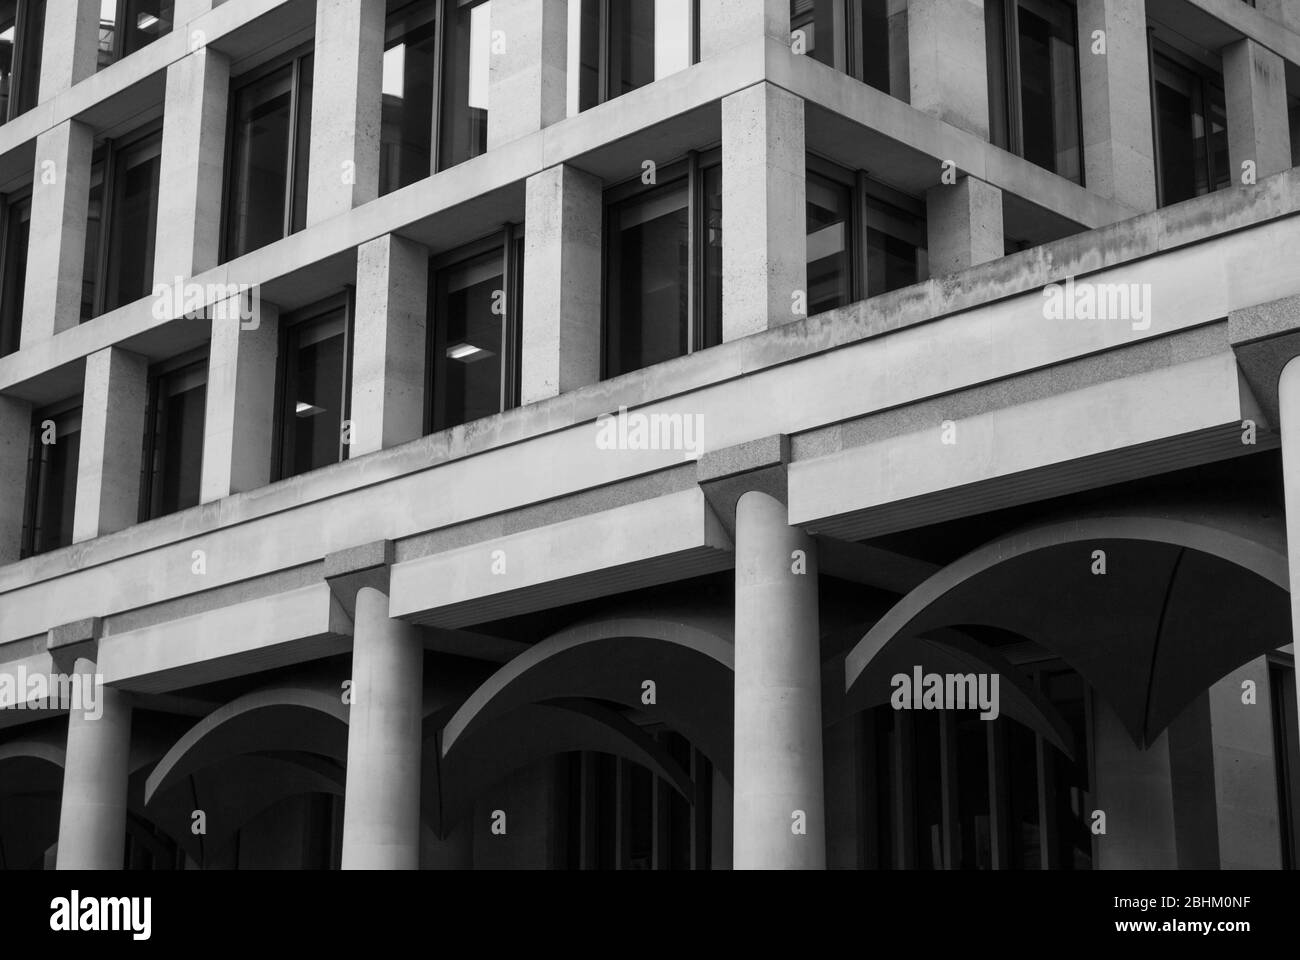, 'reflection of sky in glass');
100,0,115,22
654,0,691,80
468,1,490,110
382,44,405,98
